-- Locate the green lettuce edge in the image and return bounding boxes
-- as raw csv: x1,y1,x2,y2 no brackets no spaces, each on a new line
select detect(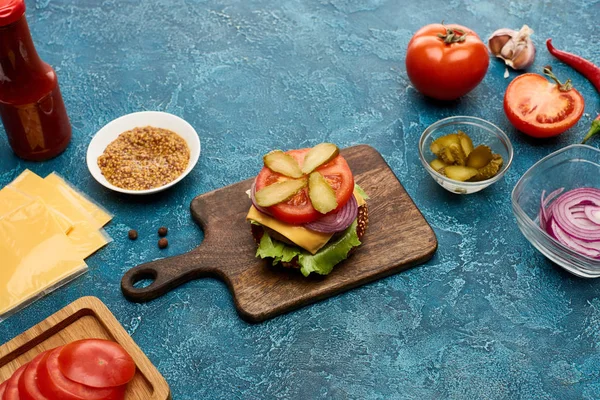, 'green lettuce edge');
354,184,370,200
252,184,367,277
256,219,361,277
